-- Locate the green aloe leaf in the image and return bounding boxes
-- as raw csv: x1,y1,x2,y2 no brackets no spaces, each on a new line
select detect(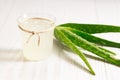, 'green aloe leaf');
59,27,120,66
66,27,120,49
59,23,120,34
57,23,120,49
54,23,120,75
54,27,95,75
